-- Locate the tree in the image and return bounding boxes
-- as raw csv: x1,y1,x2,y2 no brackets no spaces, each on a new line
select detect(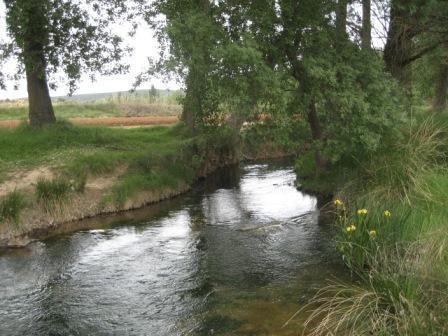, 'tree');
2,0,136,126
148,84,159,103
151,0,402,173
383,0,413,92
361,0,371,50
336,0,349,45
152,0,220,132
384,0,448,95
221,0,401,172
